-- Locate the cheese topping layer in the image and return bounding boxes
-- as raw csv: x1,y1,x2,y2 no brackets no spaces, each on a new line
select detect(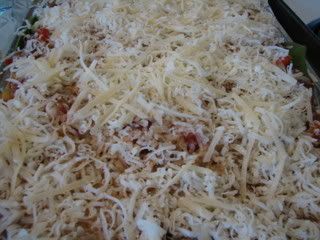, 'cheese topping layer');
1,0,319,239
